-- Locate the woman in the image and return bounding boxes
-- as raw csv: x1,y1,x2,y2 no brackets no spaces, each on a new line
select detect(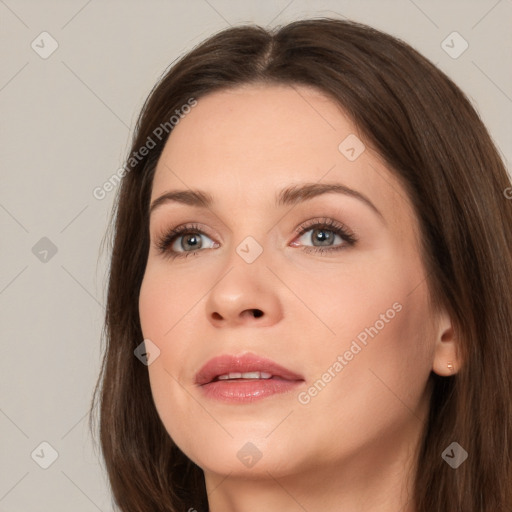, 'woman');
90,18,512,512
